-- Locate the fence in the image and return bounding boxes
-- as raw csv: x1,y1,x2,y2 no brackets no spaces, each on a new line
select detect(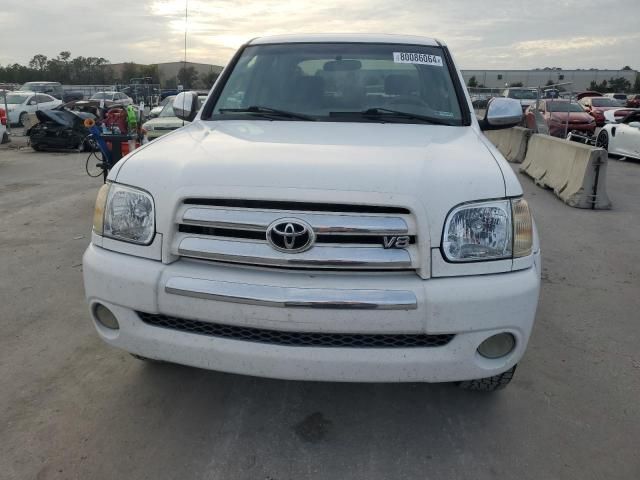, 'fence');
62,84,162,106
